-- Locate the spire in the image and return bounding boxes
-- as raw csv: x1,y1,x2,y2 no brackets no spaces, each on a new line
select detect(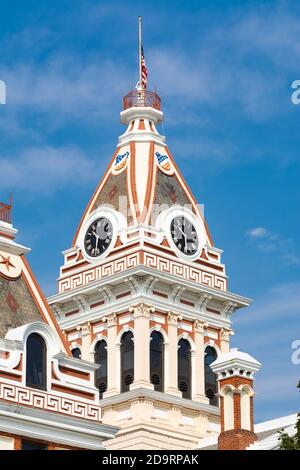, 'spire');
138,16,143,90
120,16,162,129
137,16,148,91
